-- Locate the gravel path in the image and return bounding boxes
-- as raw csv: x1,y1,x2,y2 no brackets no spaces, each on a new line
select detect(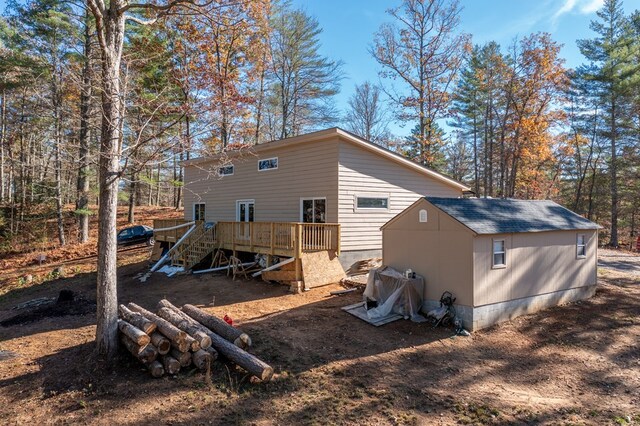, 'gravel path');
598,248,640,276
